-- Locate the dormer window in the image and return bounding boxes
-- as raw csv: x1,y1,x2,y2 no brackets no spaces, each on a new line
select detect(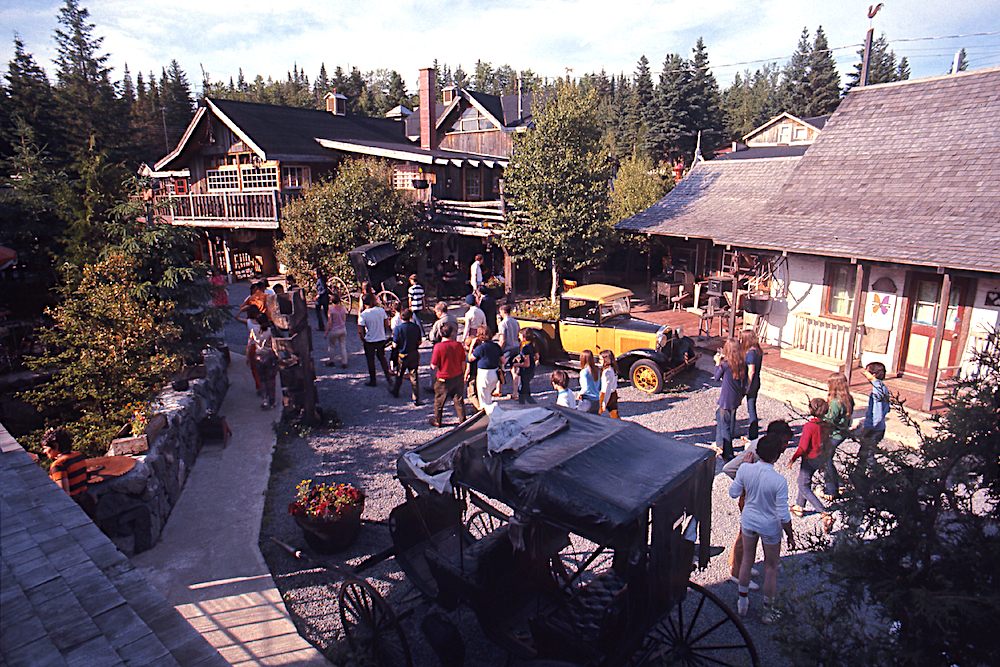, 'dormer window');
457,106,493,132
